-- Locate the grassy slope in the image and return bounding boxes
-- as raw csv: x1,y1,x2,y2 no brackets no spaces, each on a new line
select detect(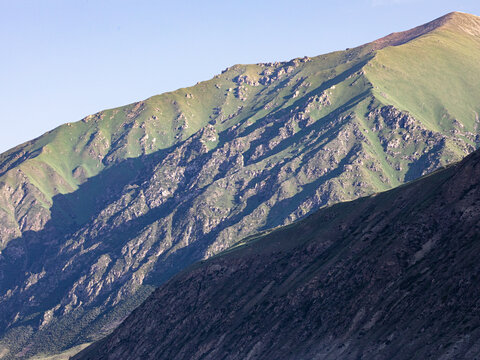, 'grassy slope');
366,14,480,134
74,148,480,360
0,49,380,358
1,11,480,360
3,13,479,243
0,47,373,247
1,13,478,203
